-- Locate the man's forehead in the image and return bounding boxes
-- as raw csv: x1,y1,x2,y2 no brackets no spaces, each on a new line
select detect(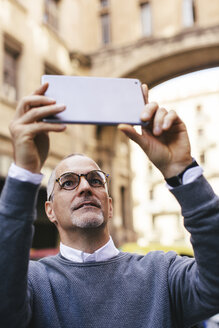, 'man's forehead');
55,155,100,177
